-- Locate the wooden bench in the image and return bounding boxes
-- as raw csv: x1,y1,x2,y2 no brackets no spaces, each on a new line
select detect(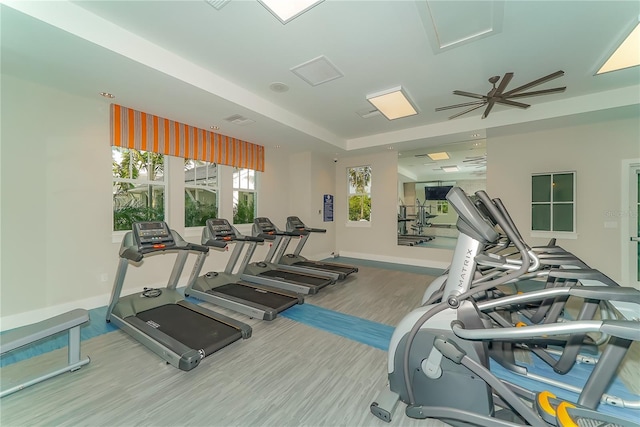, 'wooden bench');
0,309,91,397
